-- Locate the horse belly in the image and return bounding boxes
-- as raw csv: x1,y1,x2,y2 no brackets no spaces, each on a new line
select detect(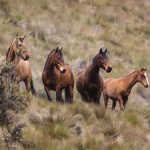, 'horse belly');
88,86,98,96
87,82,100,95
106,85,117,98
